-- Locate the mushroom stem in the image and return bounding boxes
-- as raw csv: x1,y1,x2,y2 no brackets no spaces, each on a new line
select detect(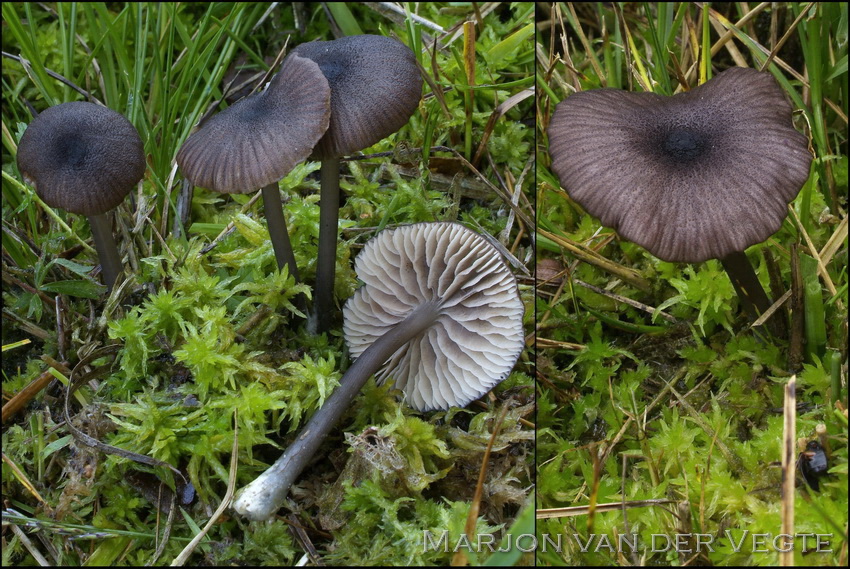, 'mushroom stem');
314,157,341,332
87,212,123,291
720,251,779,334
261,183,300,282
232,300,441,521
